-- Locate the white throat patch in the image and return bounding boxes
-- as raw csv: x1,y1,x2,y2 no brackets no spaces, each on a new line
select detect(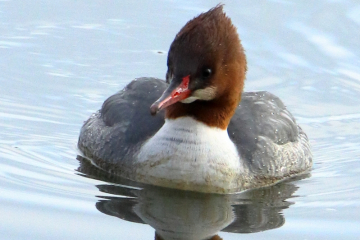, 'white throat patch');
180,86,217,103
